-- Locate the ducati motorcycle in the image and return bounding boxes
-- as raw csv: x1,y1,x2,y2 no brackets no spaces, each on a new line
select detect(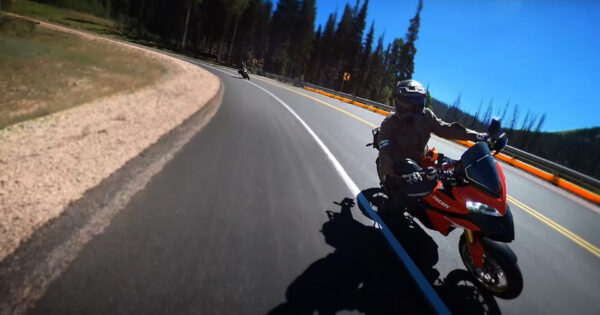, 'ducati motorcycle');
366,118,523,299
